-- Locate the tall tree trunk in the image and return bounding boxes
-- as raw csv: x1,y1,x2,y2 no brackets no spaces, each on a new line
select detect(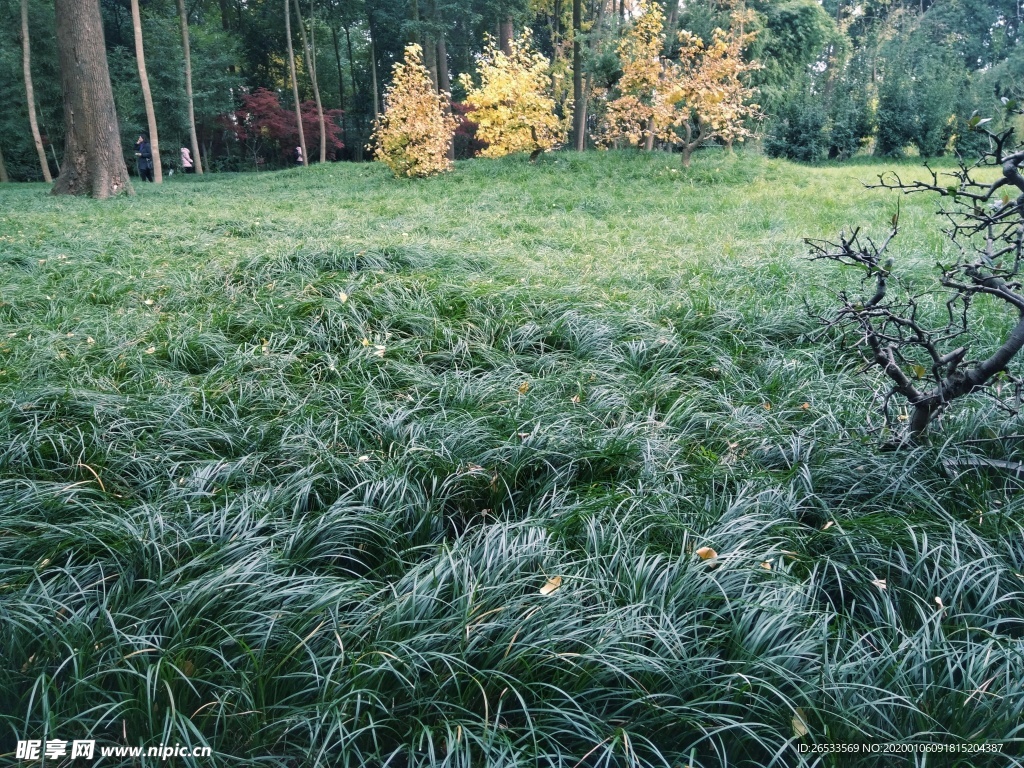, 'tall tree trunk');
292,0,326,162
22,0,52,182
53,0,132,197
571,0,583,150
176,0,203,174
369,32,379,118
499,16,513,54
345,22,364,158
130,0,162,182
436,36,454,160
330,26,348,151
0,147,9,182
436,37,450,92
665,0,679,55
219,0,230,30
284,0,308,165
424,35,438,89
